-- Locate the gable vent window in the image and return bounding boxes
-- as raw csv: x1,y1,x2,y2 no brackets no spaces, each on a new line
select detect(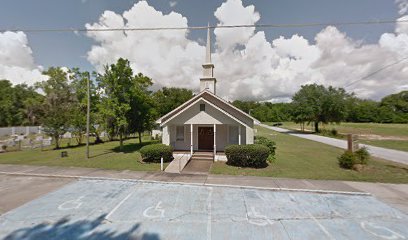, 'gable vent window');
200,104,206,111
